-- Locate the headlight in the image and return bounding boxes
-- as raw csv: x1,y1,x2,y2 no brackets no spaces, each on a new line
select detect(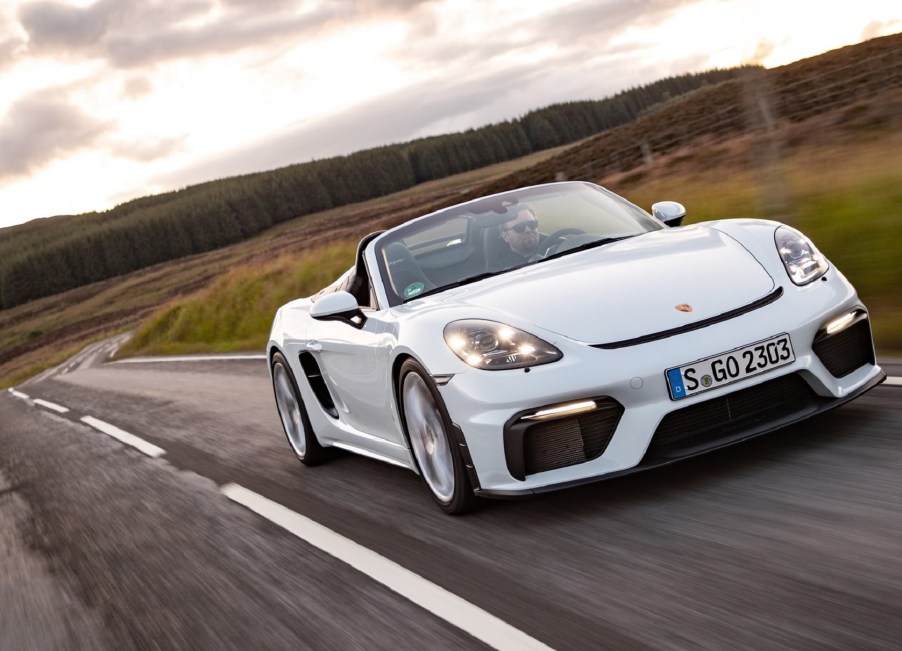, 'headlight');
775,226,829,285
443,320,562,370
